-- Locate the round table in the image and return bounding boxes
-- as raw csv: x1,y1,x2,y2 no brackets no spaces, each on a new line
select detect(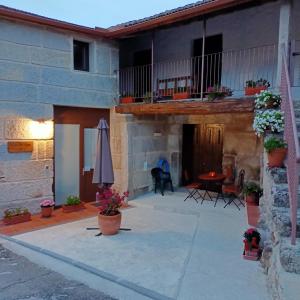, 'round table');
198,173,226,206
